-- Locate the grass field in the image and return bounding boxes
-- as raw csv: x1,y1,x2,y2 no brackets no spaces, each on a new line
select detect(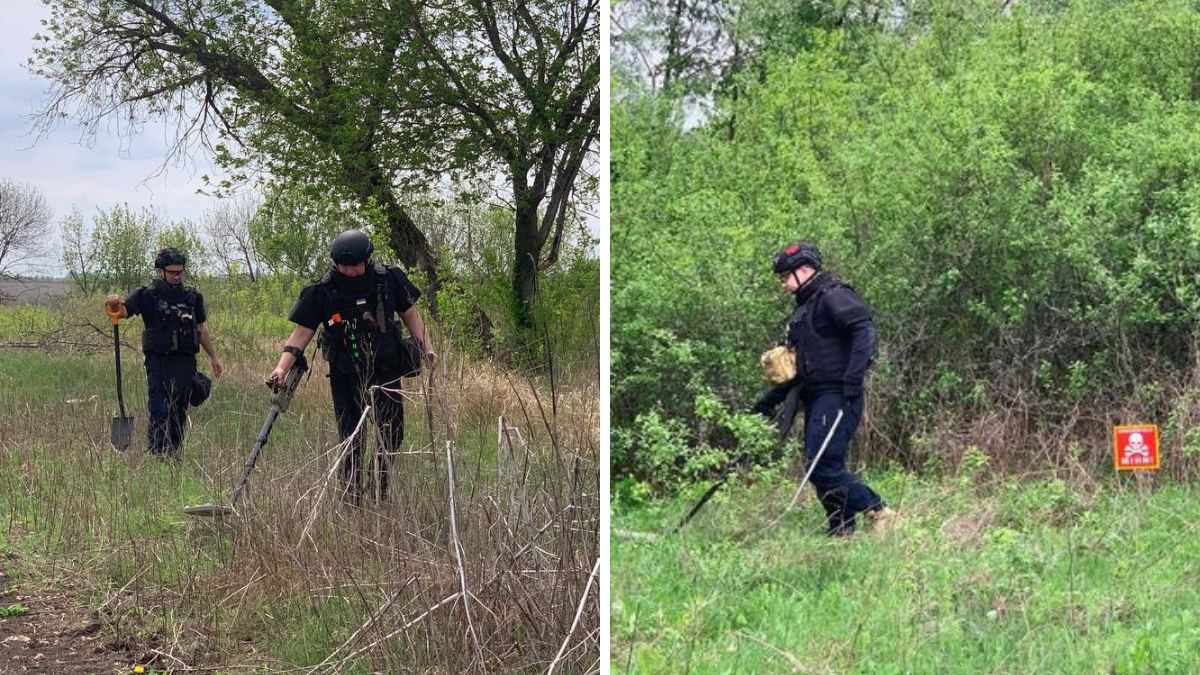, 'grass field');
612,468,1200,674
0,296,599,673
